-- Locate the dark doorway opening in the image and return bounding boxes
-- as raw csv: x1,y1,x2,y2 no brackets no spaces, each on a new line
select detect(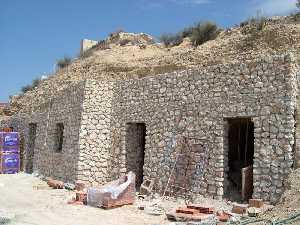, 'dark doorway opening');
26,123,37,173
226,118,254,201
125,123,146,188
55,123,64,153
